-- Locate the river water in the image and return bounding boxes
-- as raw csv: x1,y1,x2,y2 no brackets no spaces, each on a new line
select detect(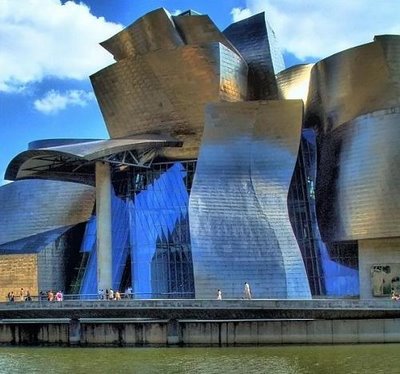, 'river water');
0,345,399,373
